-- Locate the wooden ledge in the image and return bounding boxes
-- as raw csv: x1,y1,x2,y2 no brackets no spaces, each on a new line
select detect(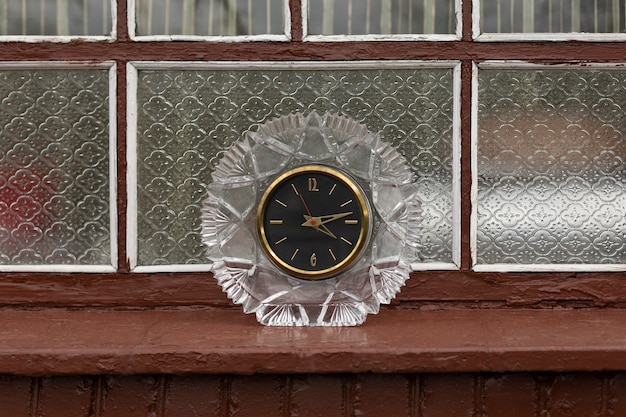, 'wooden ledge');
1,308,625,376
